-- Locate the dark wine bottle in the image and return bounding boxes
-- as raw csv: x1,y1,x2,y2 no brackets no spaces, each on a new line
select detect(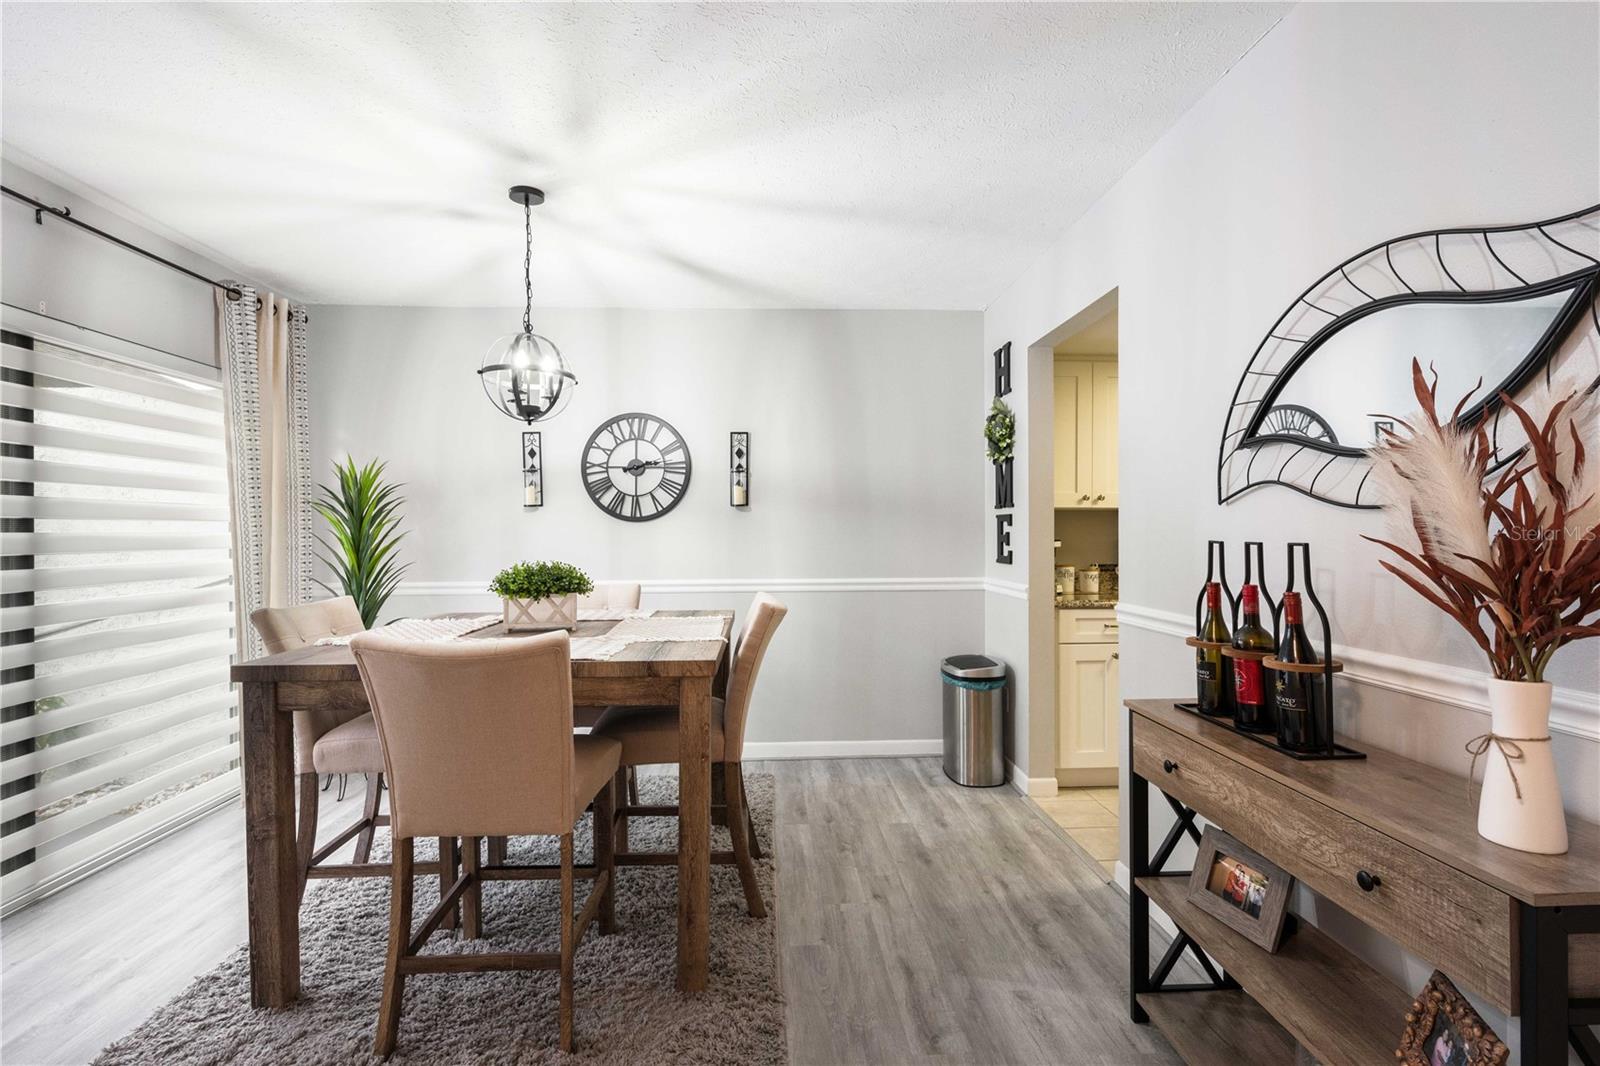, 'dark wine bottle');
1231,584,1276,732
1195,582,1233,716
1274,592,1328,752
